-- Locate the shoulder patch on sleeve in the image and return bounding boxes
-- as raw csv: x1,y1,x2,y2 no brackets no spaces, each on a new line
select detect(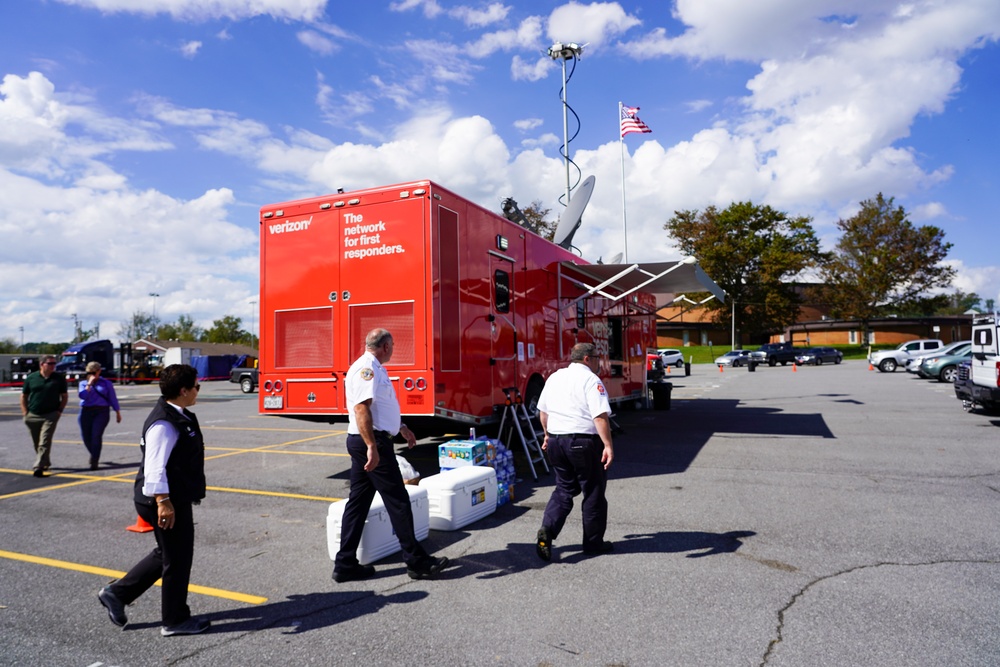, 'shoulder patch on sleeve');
360,368,374,381
597,382,606,395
